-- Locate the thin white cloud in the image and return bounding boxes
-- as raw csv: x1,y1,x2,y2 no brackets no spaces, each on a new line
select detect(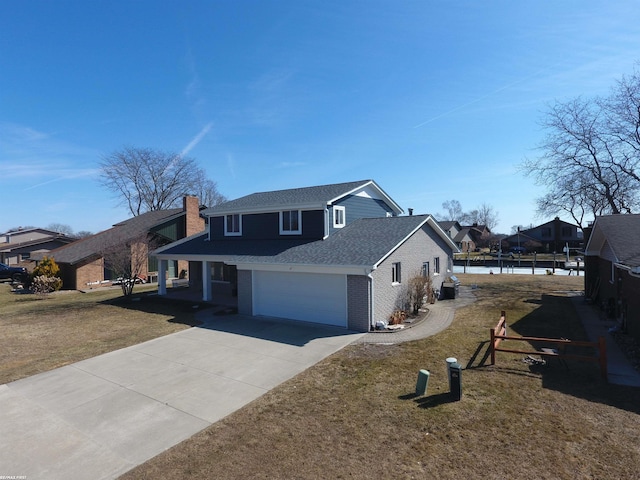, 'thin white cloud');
277,161,306,169
180,122,213,157
227,153,236,178
184,48,207,113
413,66,556,129
0,122,101,190
24,168,99,190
